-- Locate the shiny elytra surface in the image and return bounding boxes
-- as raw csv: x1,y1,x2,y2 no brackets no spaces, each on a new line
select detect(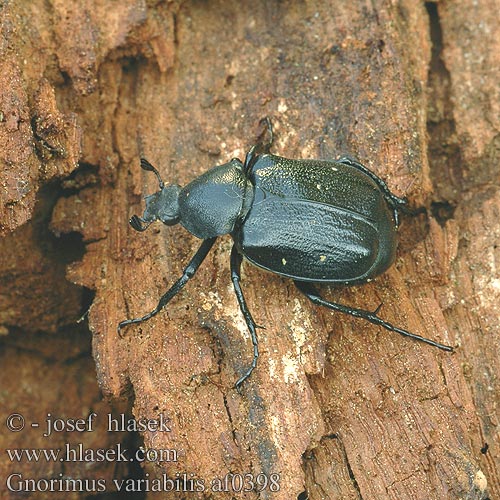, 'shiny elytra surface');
233,154,398,283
